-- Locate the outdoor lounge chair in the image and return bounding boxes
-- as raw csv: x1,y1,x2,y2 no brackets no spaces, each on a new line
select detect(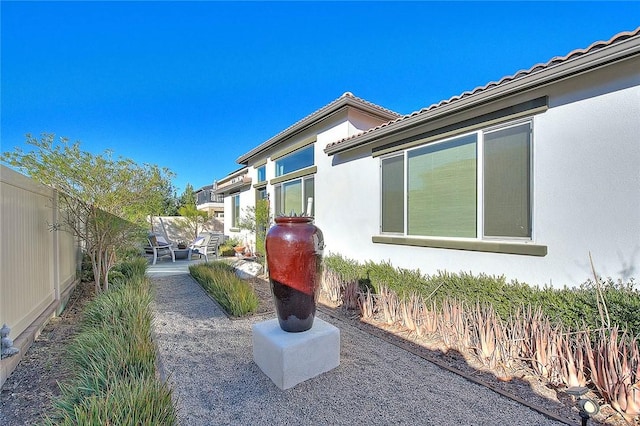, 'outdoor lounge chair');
188,233,211,259
190,232,222,262
148,234,175,265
